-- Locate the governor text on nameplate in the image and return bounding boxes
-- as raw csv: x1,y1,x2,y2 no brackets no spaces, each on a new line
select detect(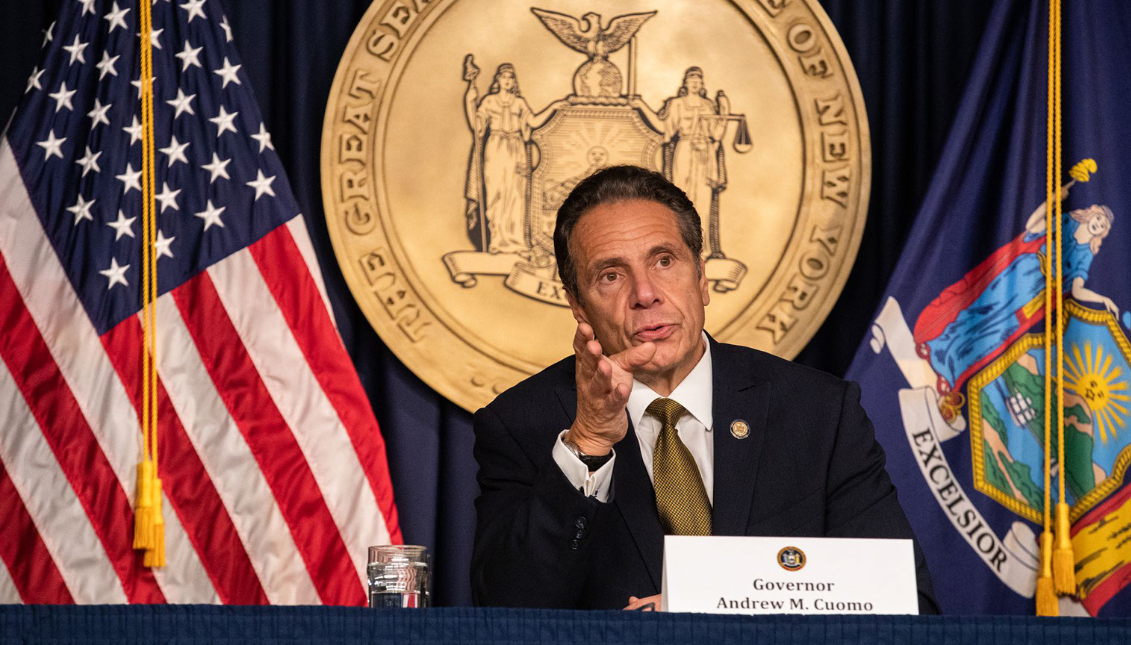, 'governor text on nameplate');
661,536,917,614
